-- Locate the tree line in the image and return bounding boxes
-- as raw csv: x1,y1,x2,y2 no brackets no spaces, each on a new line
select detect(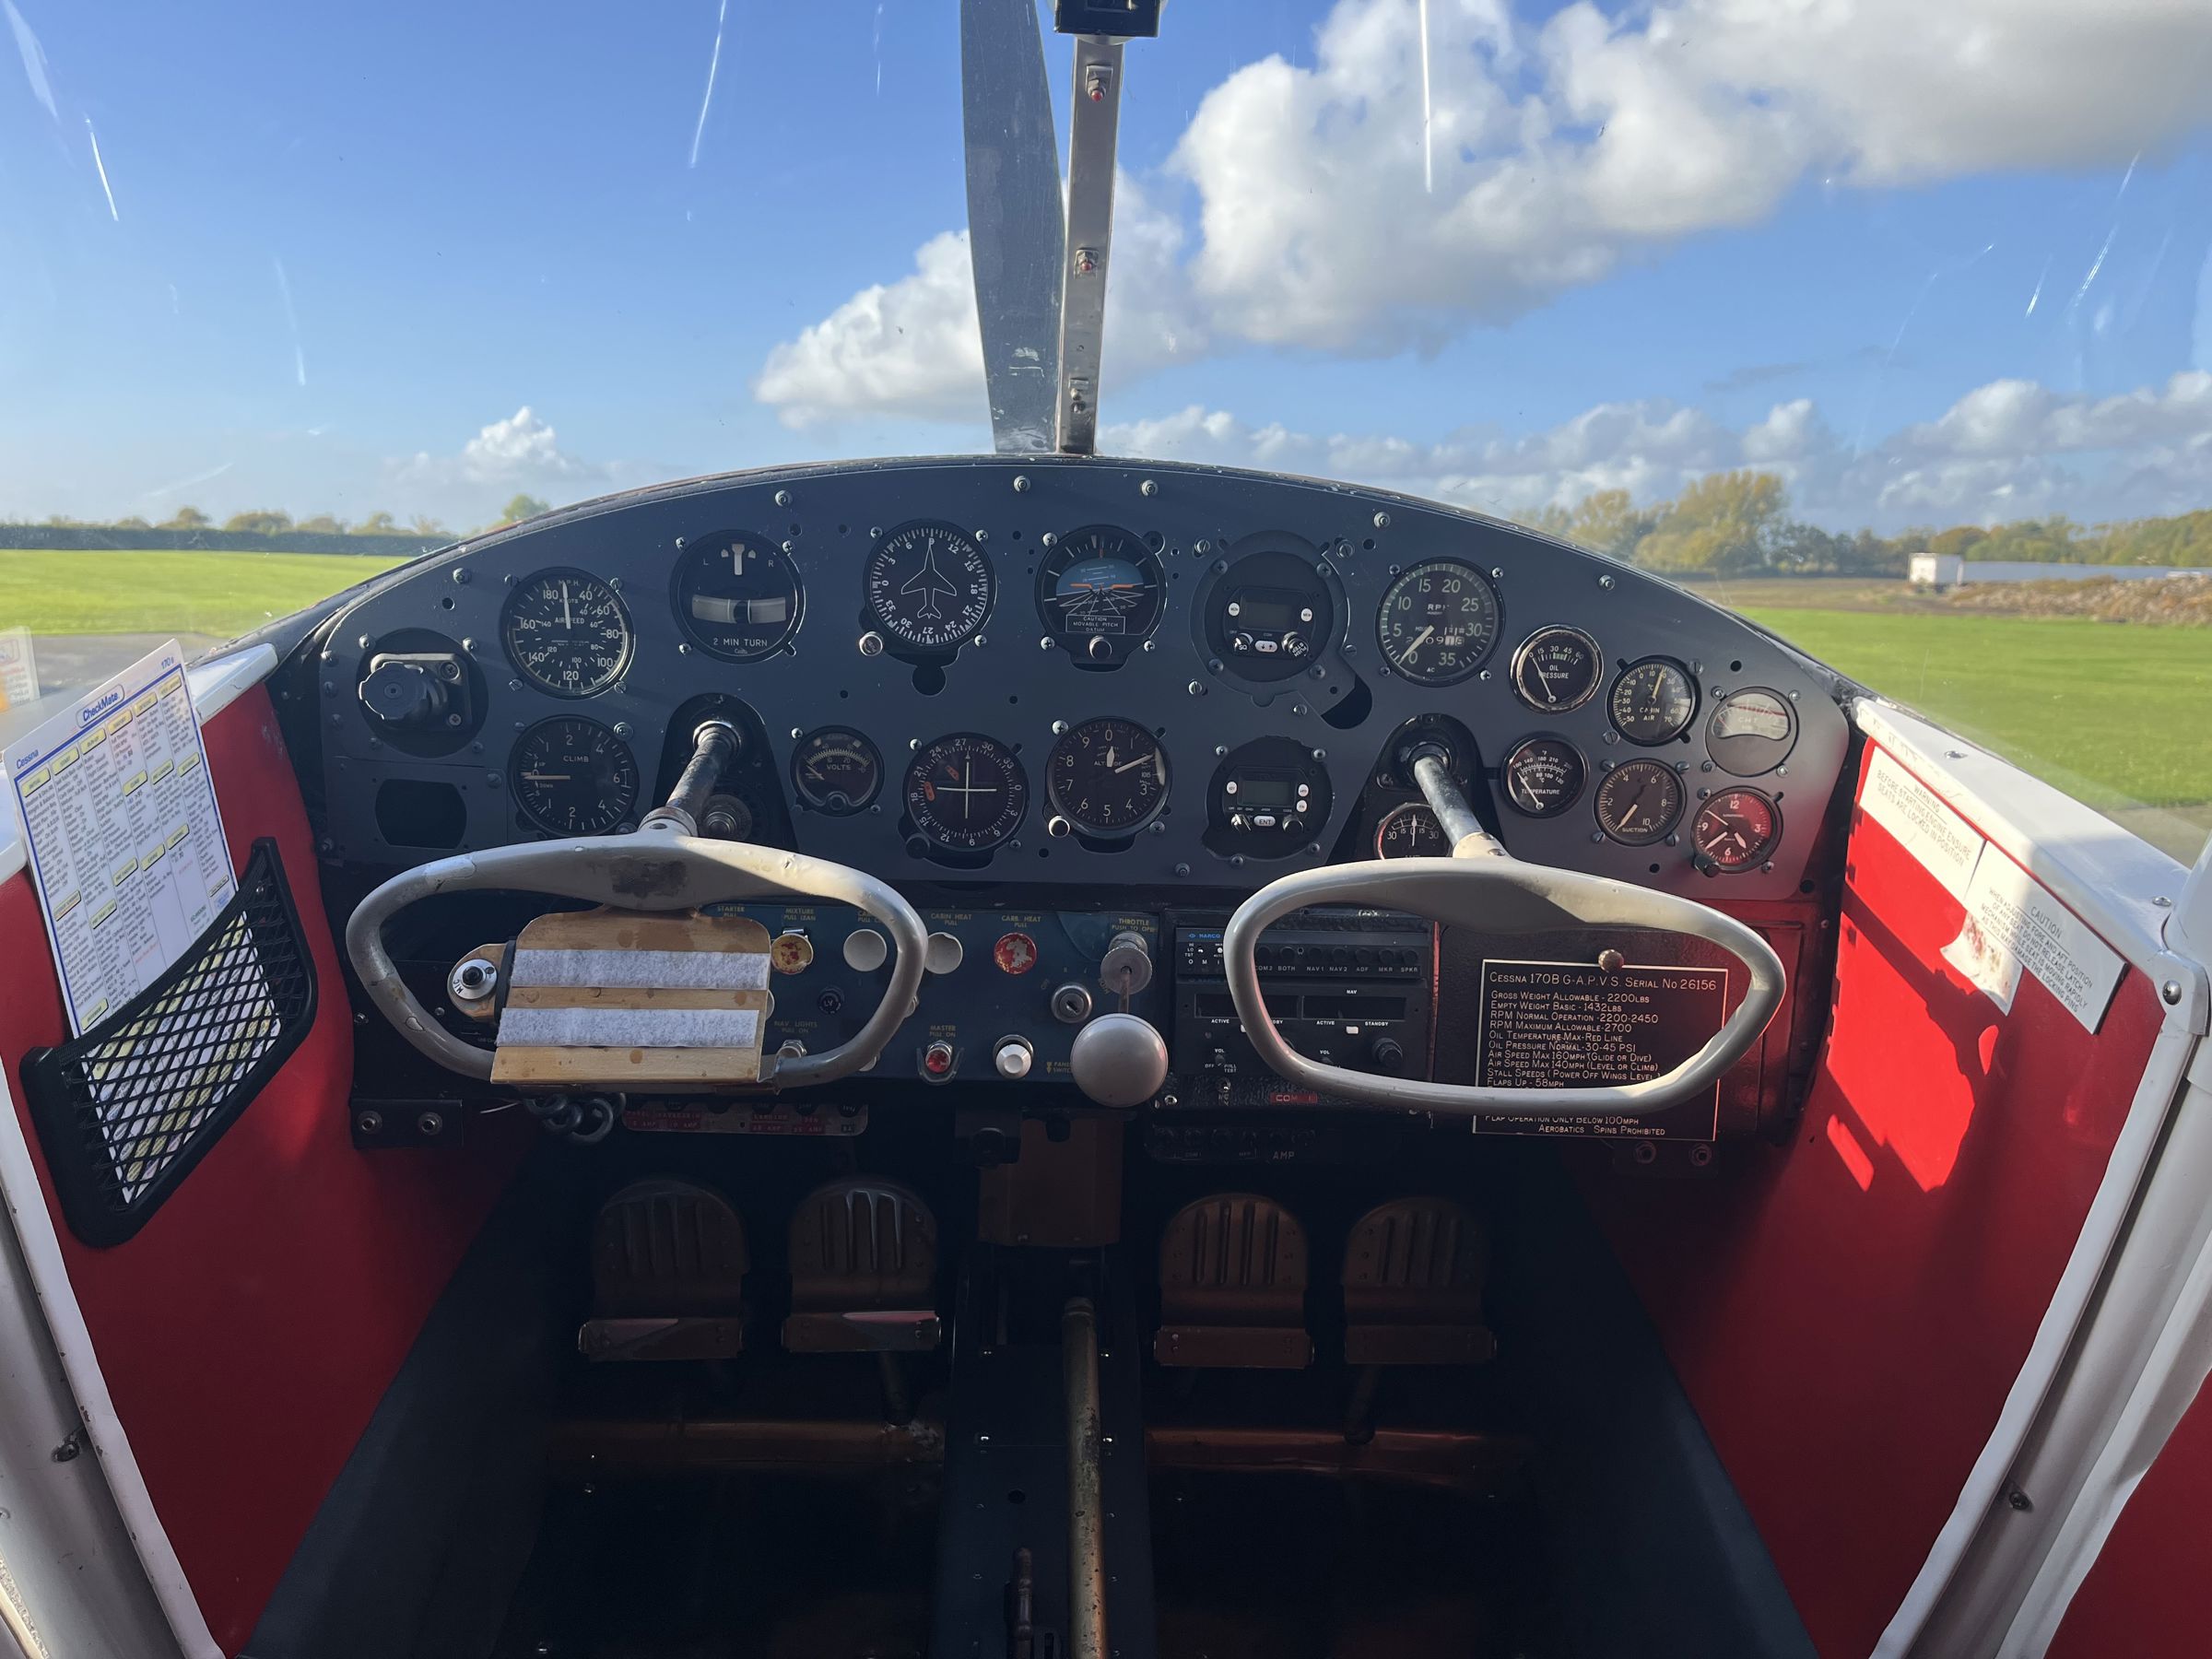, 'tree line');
29,494,554,542
1523,472,2212,574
